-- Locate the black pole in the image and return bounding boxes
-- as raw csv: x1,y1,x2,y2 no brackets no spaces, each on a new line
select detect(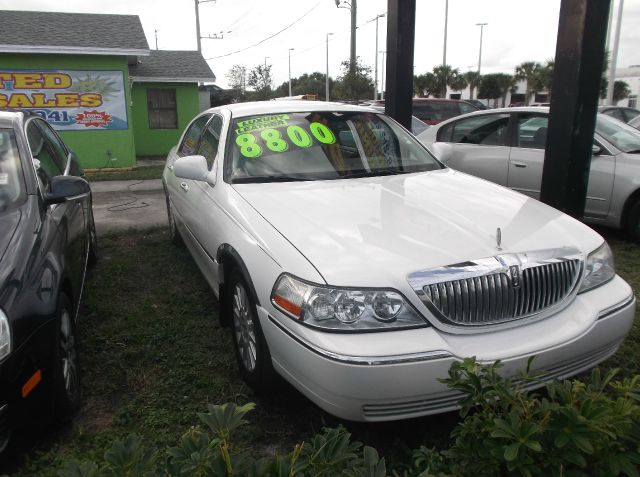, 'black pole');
385,0,416,130
350,0,357,76
539,0,611,219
